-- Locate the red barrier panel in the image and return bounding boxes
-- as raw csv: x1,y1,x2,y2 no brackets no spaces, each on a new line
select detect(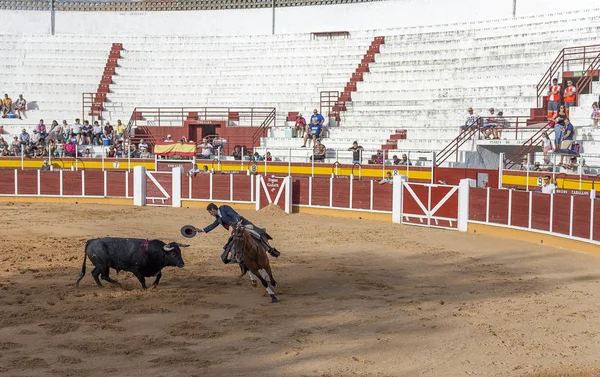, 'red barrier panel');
552,195,570,235
106,171,126,197
572,196,592,240
181,175,190,199
372,183,393,211
531,192,551,232
469,188,487,221
510,190,530,228
17,170,37,195
83,170,103,196
488,189,509,225
331,178,350,208
594,203,600,242
292,177,310,205
62,171,83,196
311,177,330,207
191,175,211,199
40,171,60,195
430,185,459,220
0,170,14,195
232,175,252,202
211,174,230,201
352,180,371,210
